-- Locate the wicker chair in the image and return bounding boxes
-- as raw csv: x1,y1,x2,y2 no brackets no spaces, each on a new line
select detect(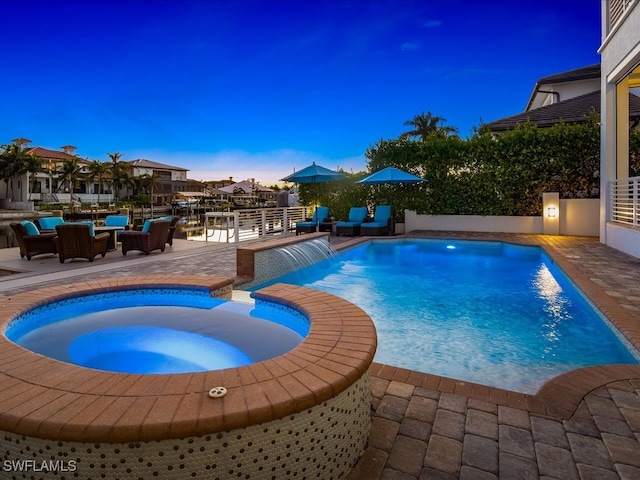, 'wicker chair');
120,219,171,255
166,216,179,246
54,223,110,263
10,222,58,260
